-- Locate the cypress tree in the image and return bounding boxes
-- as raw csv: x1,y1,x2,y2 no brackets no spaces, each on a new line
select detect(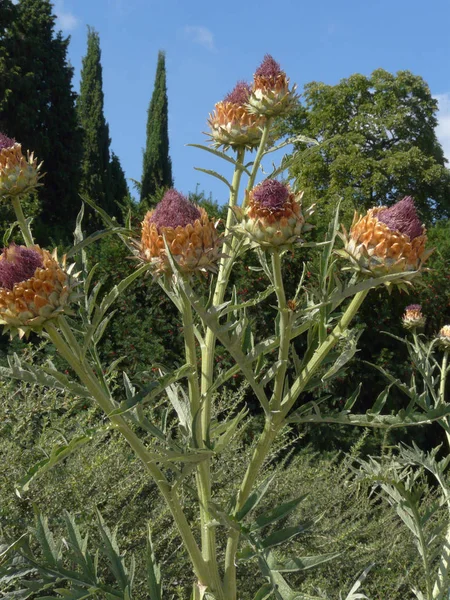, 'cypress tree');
110,152,129,208
78,27,116,224
141,51,173,205
0,0,82,242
